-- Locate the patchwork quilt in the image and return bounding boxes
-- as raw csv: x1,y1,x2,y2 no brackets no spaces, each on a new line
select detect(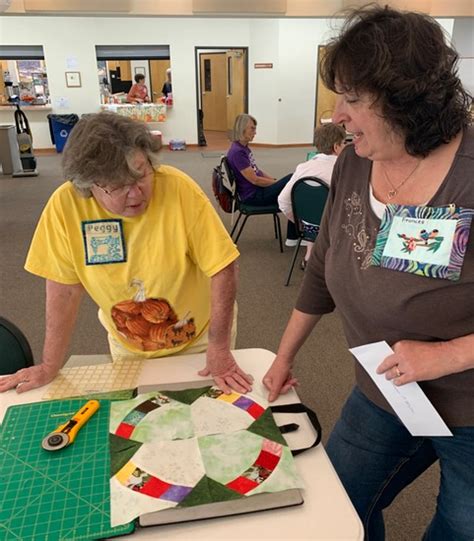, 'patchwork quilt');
109,386,303,526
